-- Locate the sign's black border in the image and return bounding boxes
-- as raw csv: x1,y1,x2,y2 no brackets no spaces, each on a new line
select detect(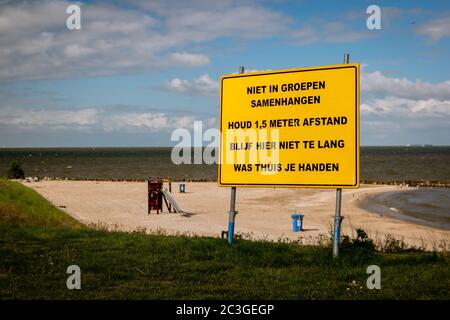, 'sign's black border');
218,65,359,188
